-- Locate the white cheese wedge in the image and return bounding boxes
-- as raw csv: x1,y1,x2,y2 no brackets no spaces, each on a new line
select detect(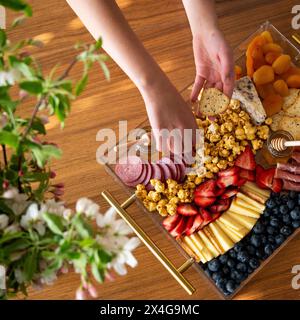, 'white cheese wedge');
209,222,235,252
230,200,261,218
215,220,242,243
232,76,266,125
226,212,257,230
198,230,220,257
